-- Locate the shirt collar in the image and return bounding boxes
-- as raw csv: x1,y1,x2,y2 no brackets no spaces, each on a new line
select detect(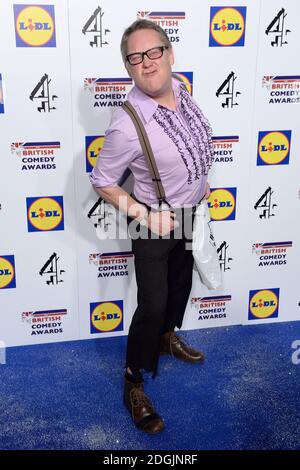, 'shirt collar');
128,77,182,124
